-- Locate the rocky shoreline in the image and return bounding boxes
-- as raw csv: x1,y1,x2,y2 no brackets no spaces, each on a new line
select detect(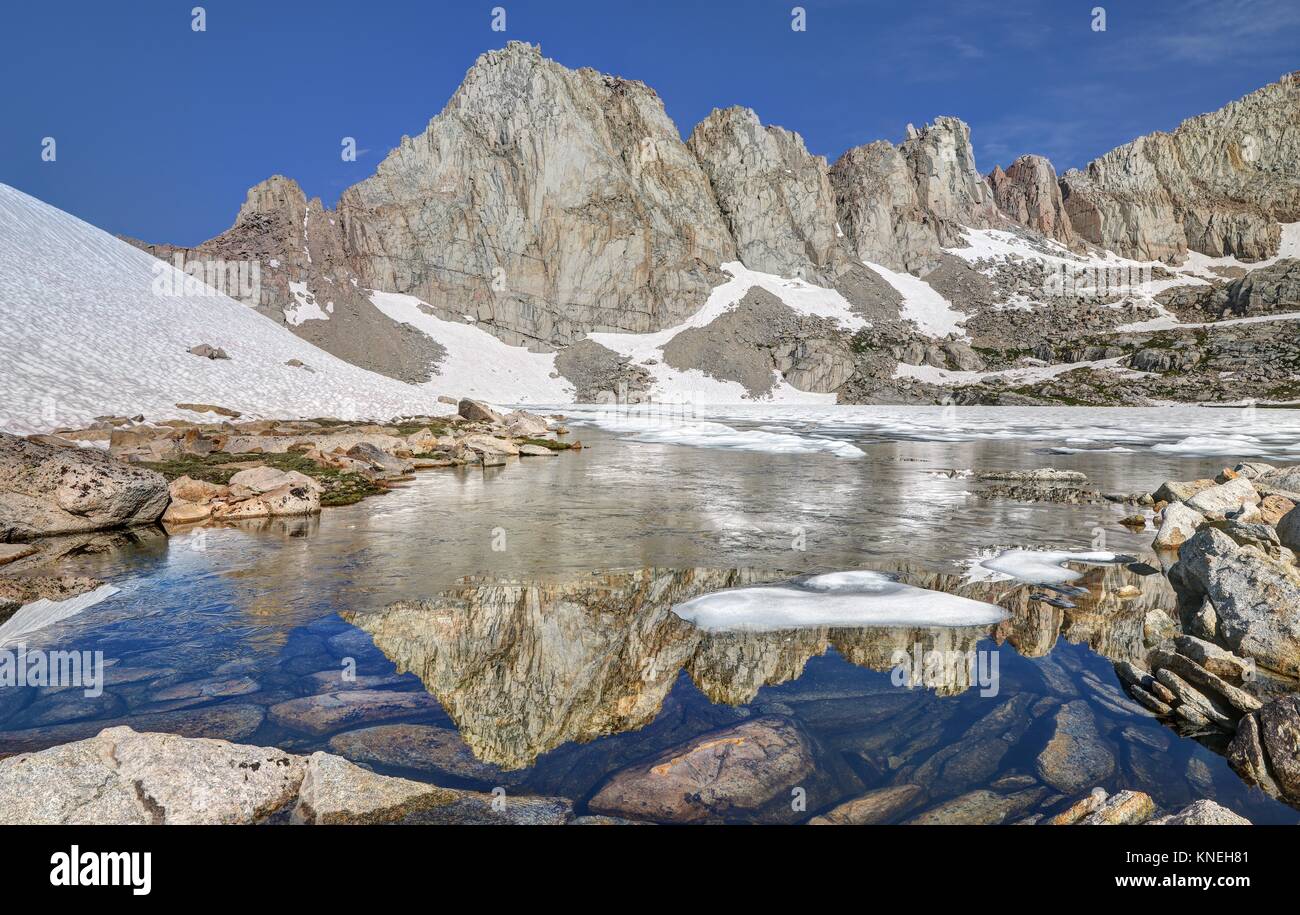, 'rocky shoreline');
1,397,574,573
